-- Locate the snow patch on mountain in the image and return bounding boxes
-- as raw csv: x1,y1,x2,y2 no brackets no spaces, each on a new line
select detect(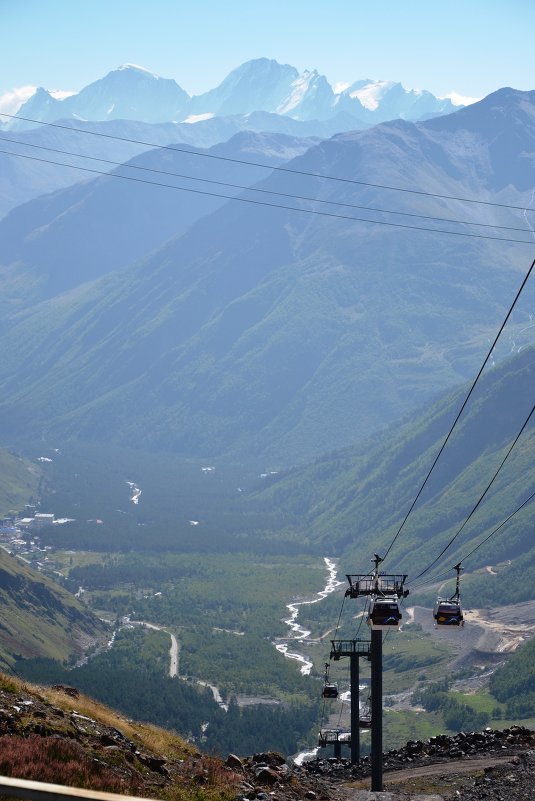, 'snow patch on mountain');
118,63,161,79
7,58,468,129
276,71,318,115
49,89,75,100
183,112,215,124
348,80,397,110
441,91,481,107
333,81,351,95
